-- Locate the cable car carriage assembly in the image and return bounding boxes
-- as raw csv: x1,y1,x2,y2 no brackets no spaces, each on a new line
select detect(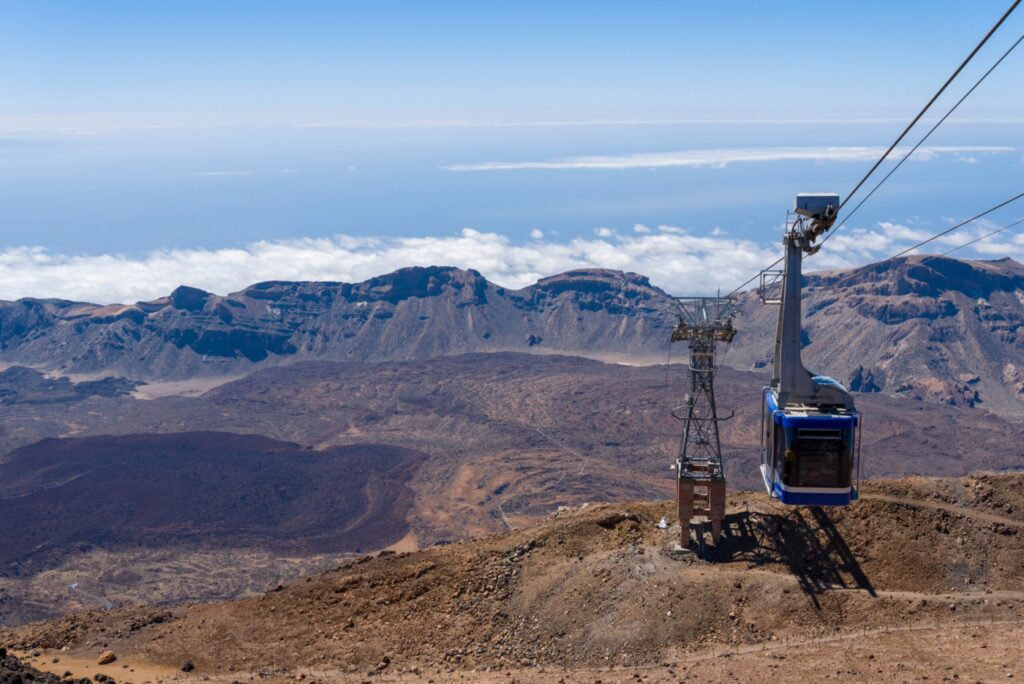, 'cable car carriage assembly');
662,1,1024,538
758,193,862,506
667,194,863,548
